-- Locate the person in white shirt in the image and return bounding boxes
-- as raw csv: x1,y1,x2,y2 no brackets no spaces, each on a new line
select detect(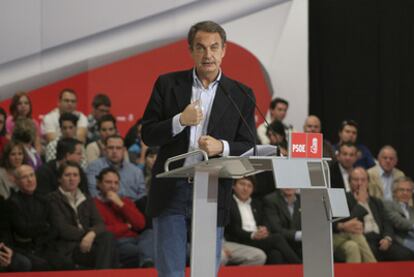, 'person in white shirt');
41,88,88,143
